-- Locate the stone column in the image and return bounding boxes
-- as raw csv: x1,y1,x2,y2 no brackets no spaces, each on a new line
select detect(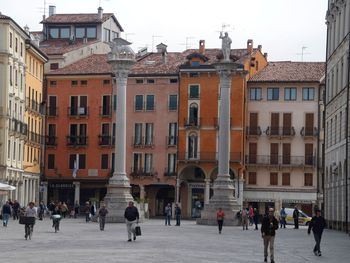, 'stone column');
204,178,210,205
176,178,181,204
104,38,138,222
42,181,48,205
140,185,145,201
73,182,80,204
